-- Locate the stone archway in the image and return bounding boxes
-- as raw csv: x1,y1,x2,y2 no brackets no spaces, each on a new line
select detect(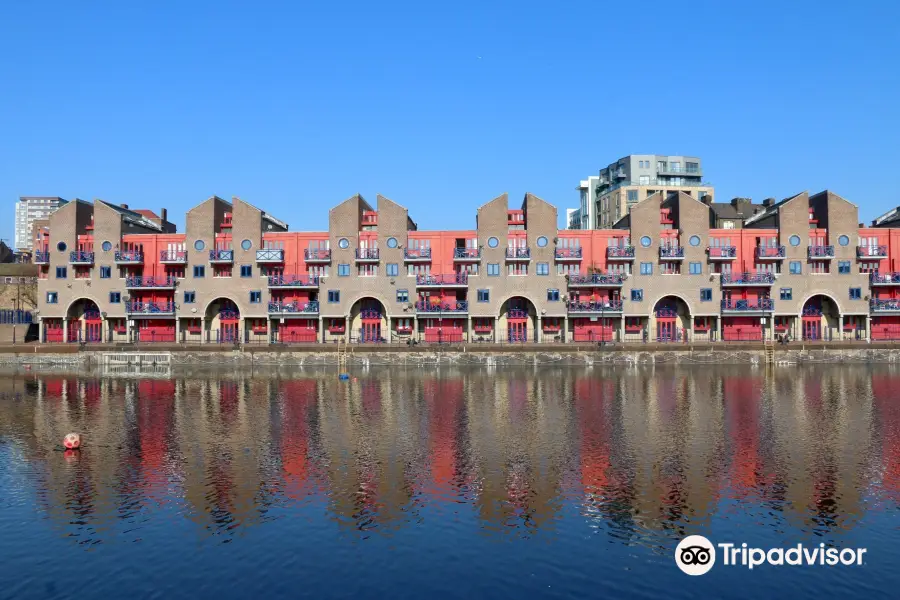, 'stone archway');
349,297,387,343
205,297,241,343
66,298,102,343
498,296,538,342
800,294,841,341
651,295,691,342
